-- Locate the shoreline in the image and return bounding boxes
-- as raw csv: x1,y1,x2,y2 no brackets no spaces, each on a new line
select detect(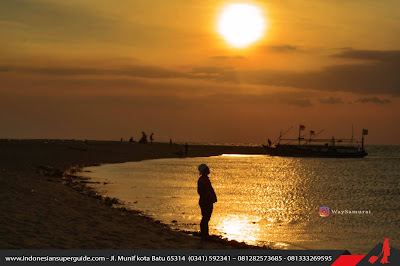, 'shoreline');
0,139,267,249
62,165,266,249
